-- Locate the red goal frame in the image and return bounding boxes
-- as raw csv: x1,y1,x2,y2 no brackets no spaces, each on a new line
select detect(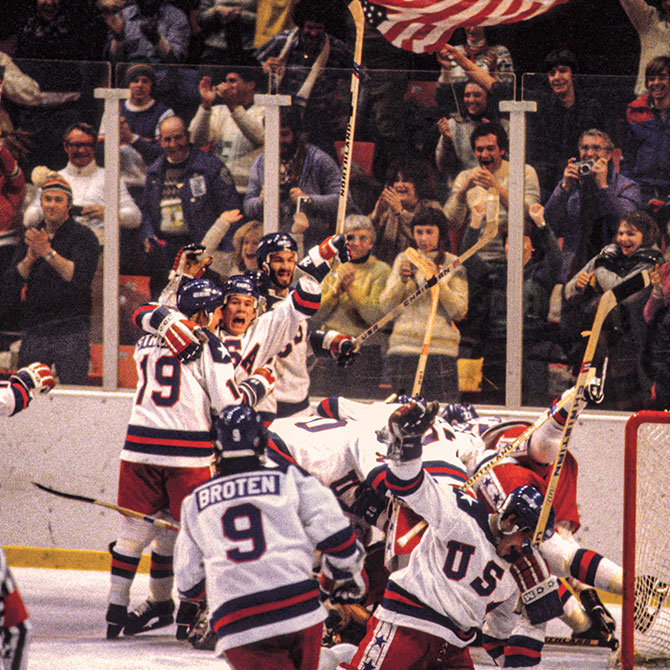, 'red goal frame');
622,410,670,670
